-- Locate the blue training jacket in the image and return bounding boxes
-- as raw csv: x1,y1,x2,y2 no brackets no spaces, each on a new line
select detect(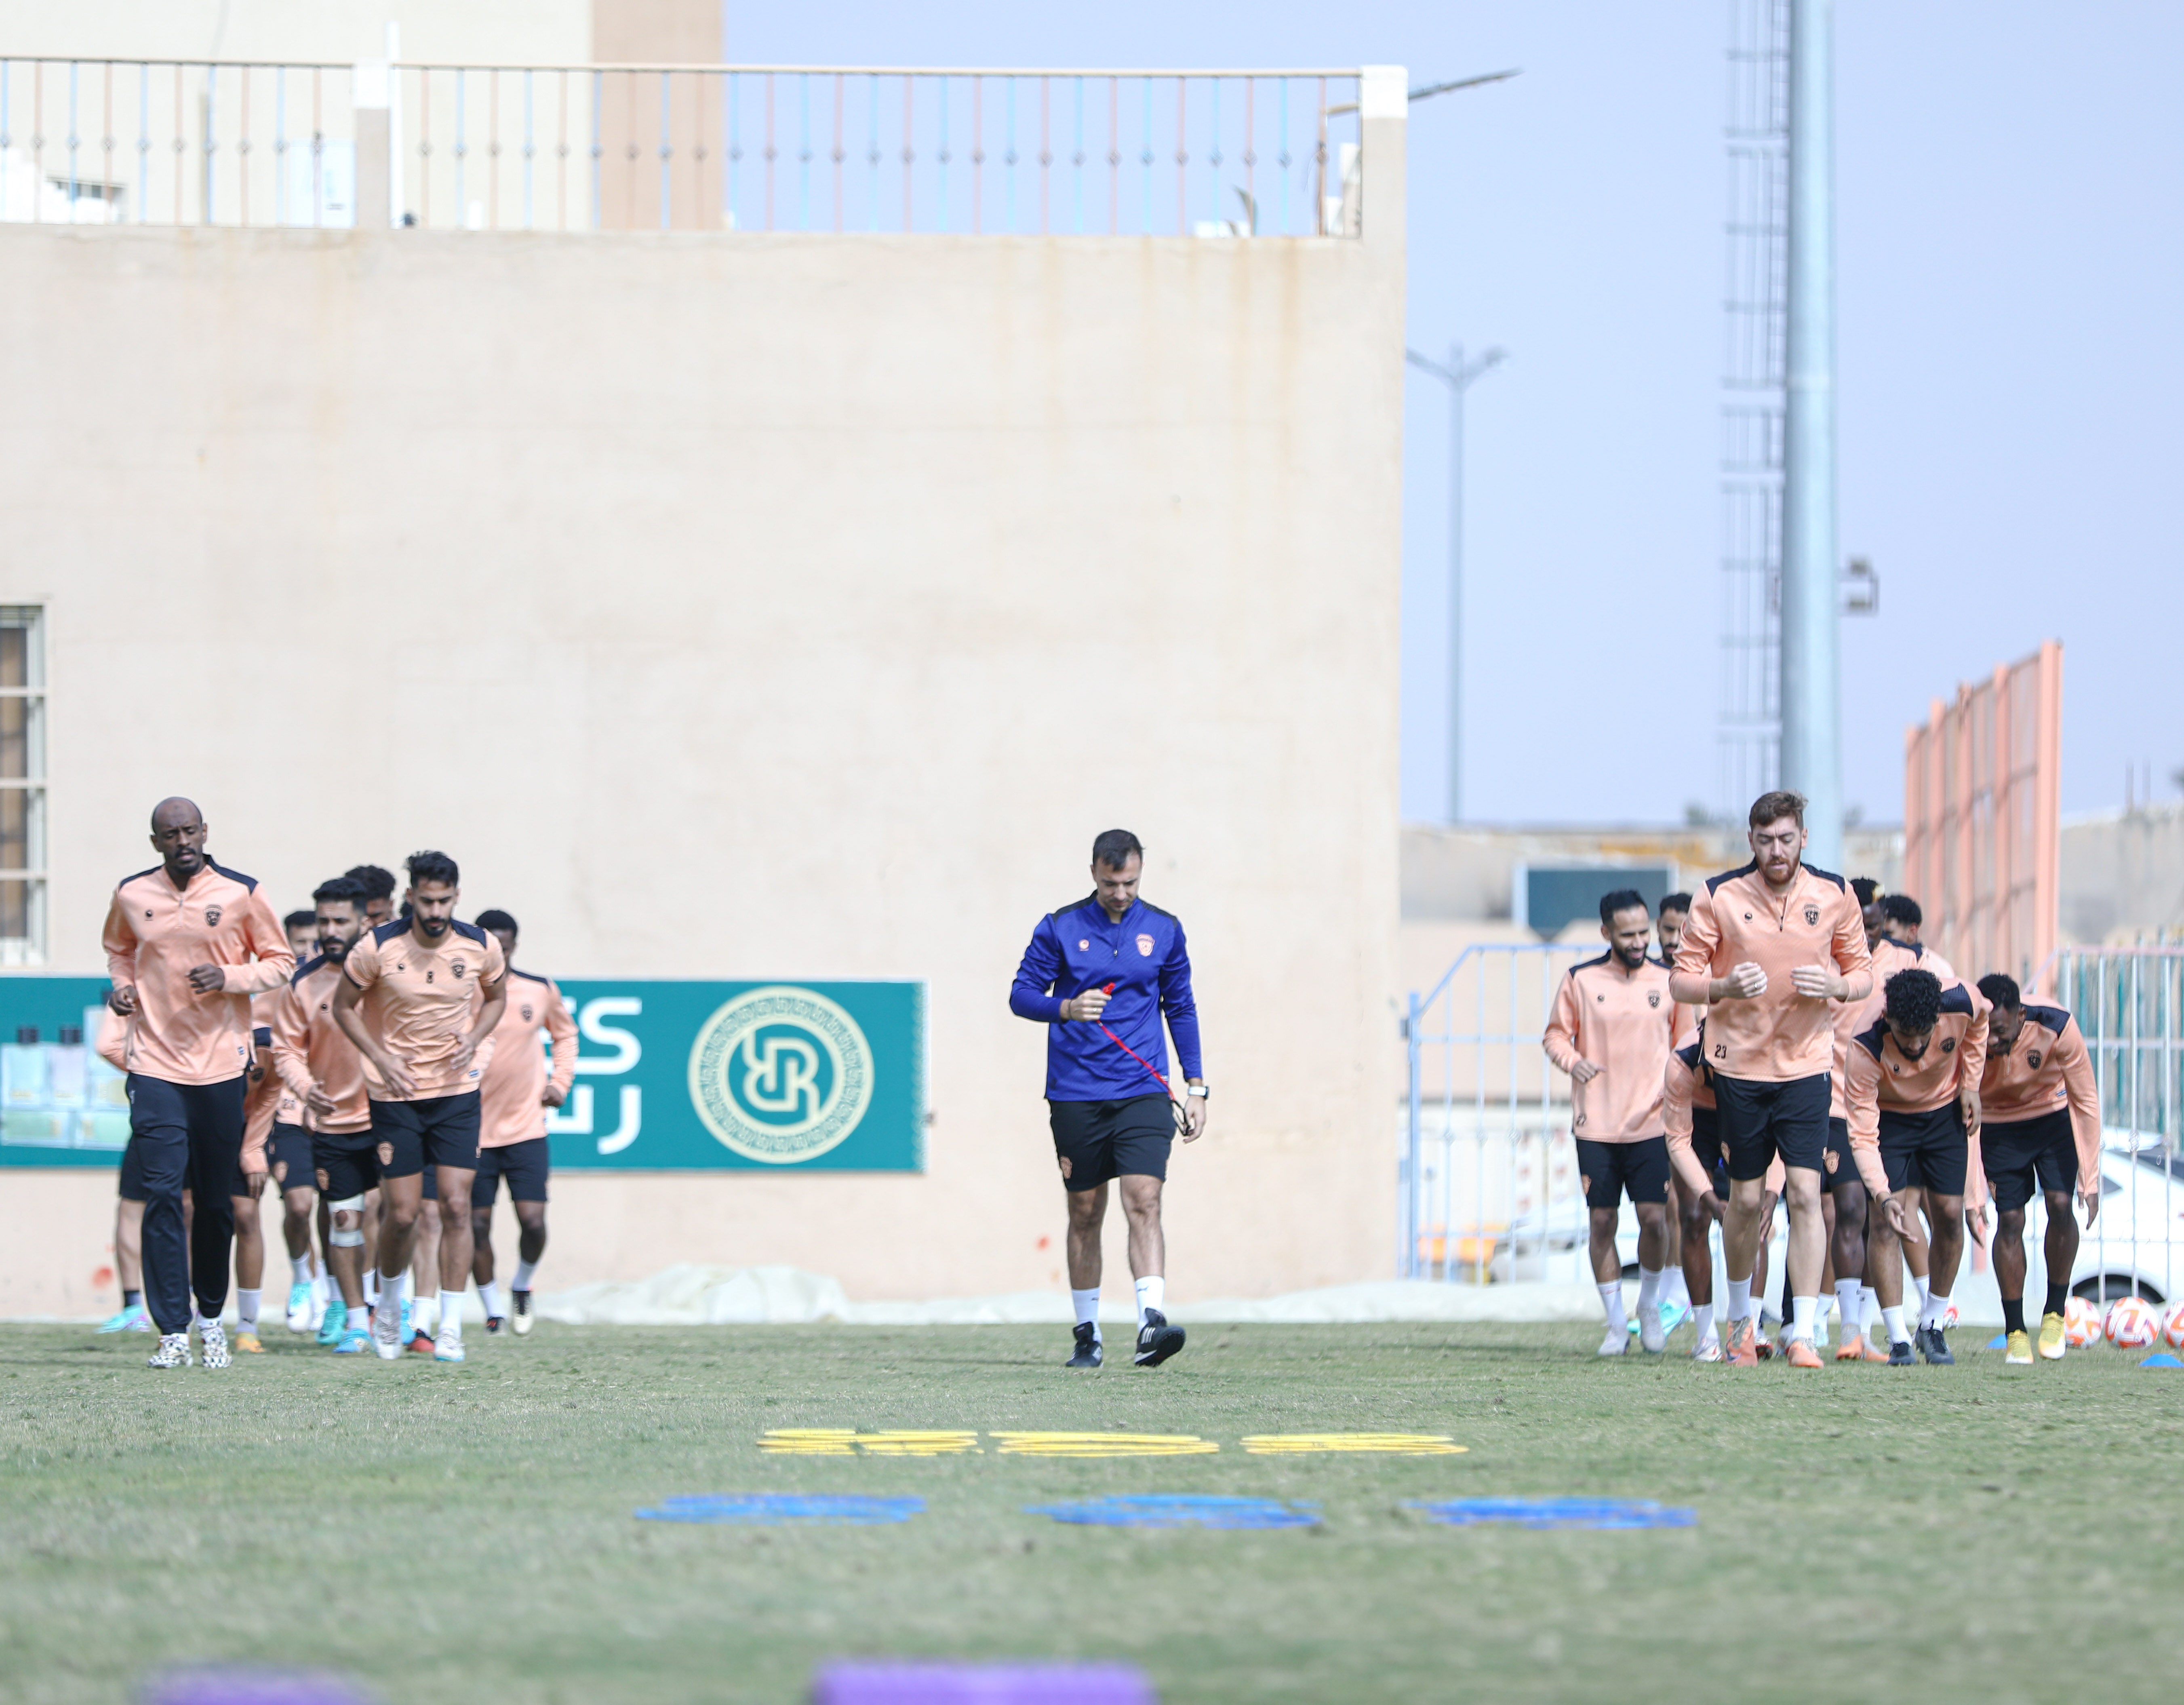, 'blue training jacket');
1009,894,1203,1102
